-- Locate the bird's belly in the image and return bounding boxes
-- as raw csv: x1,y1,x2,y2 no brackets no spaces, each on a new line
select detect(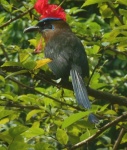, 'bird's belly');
48,59,70,79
